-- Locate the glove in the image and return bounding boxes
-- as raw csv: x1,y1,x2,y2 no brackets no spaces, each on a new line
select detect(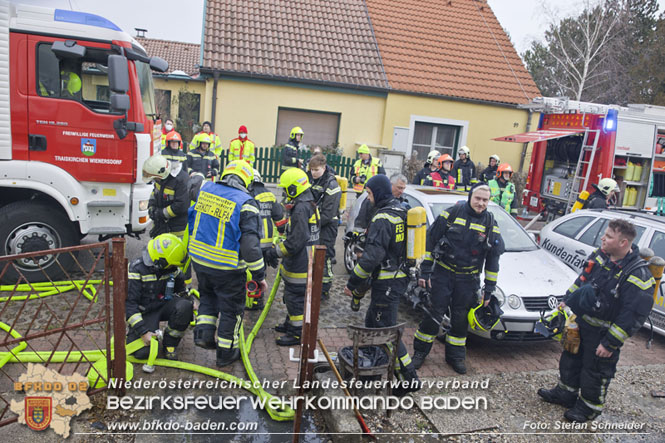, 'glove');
263,248,280,268
483,289,494,302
